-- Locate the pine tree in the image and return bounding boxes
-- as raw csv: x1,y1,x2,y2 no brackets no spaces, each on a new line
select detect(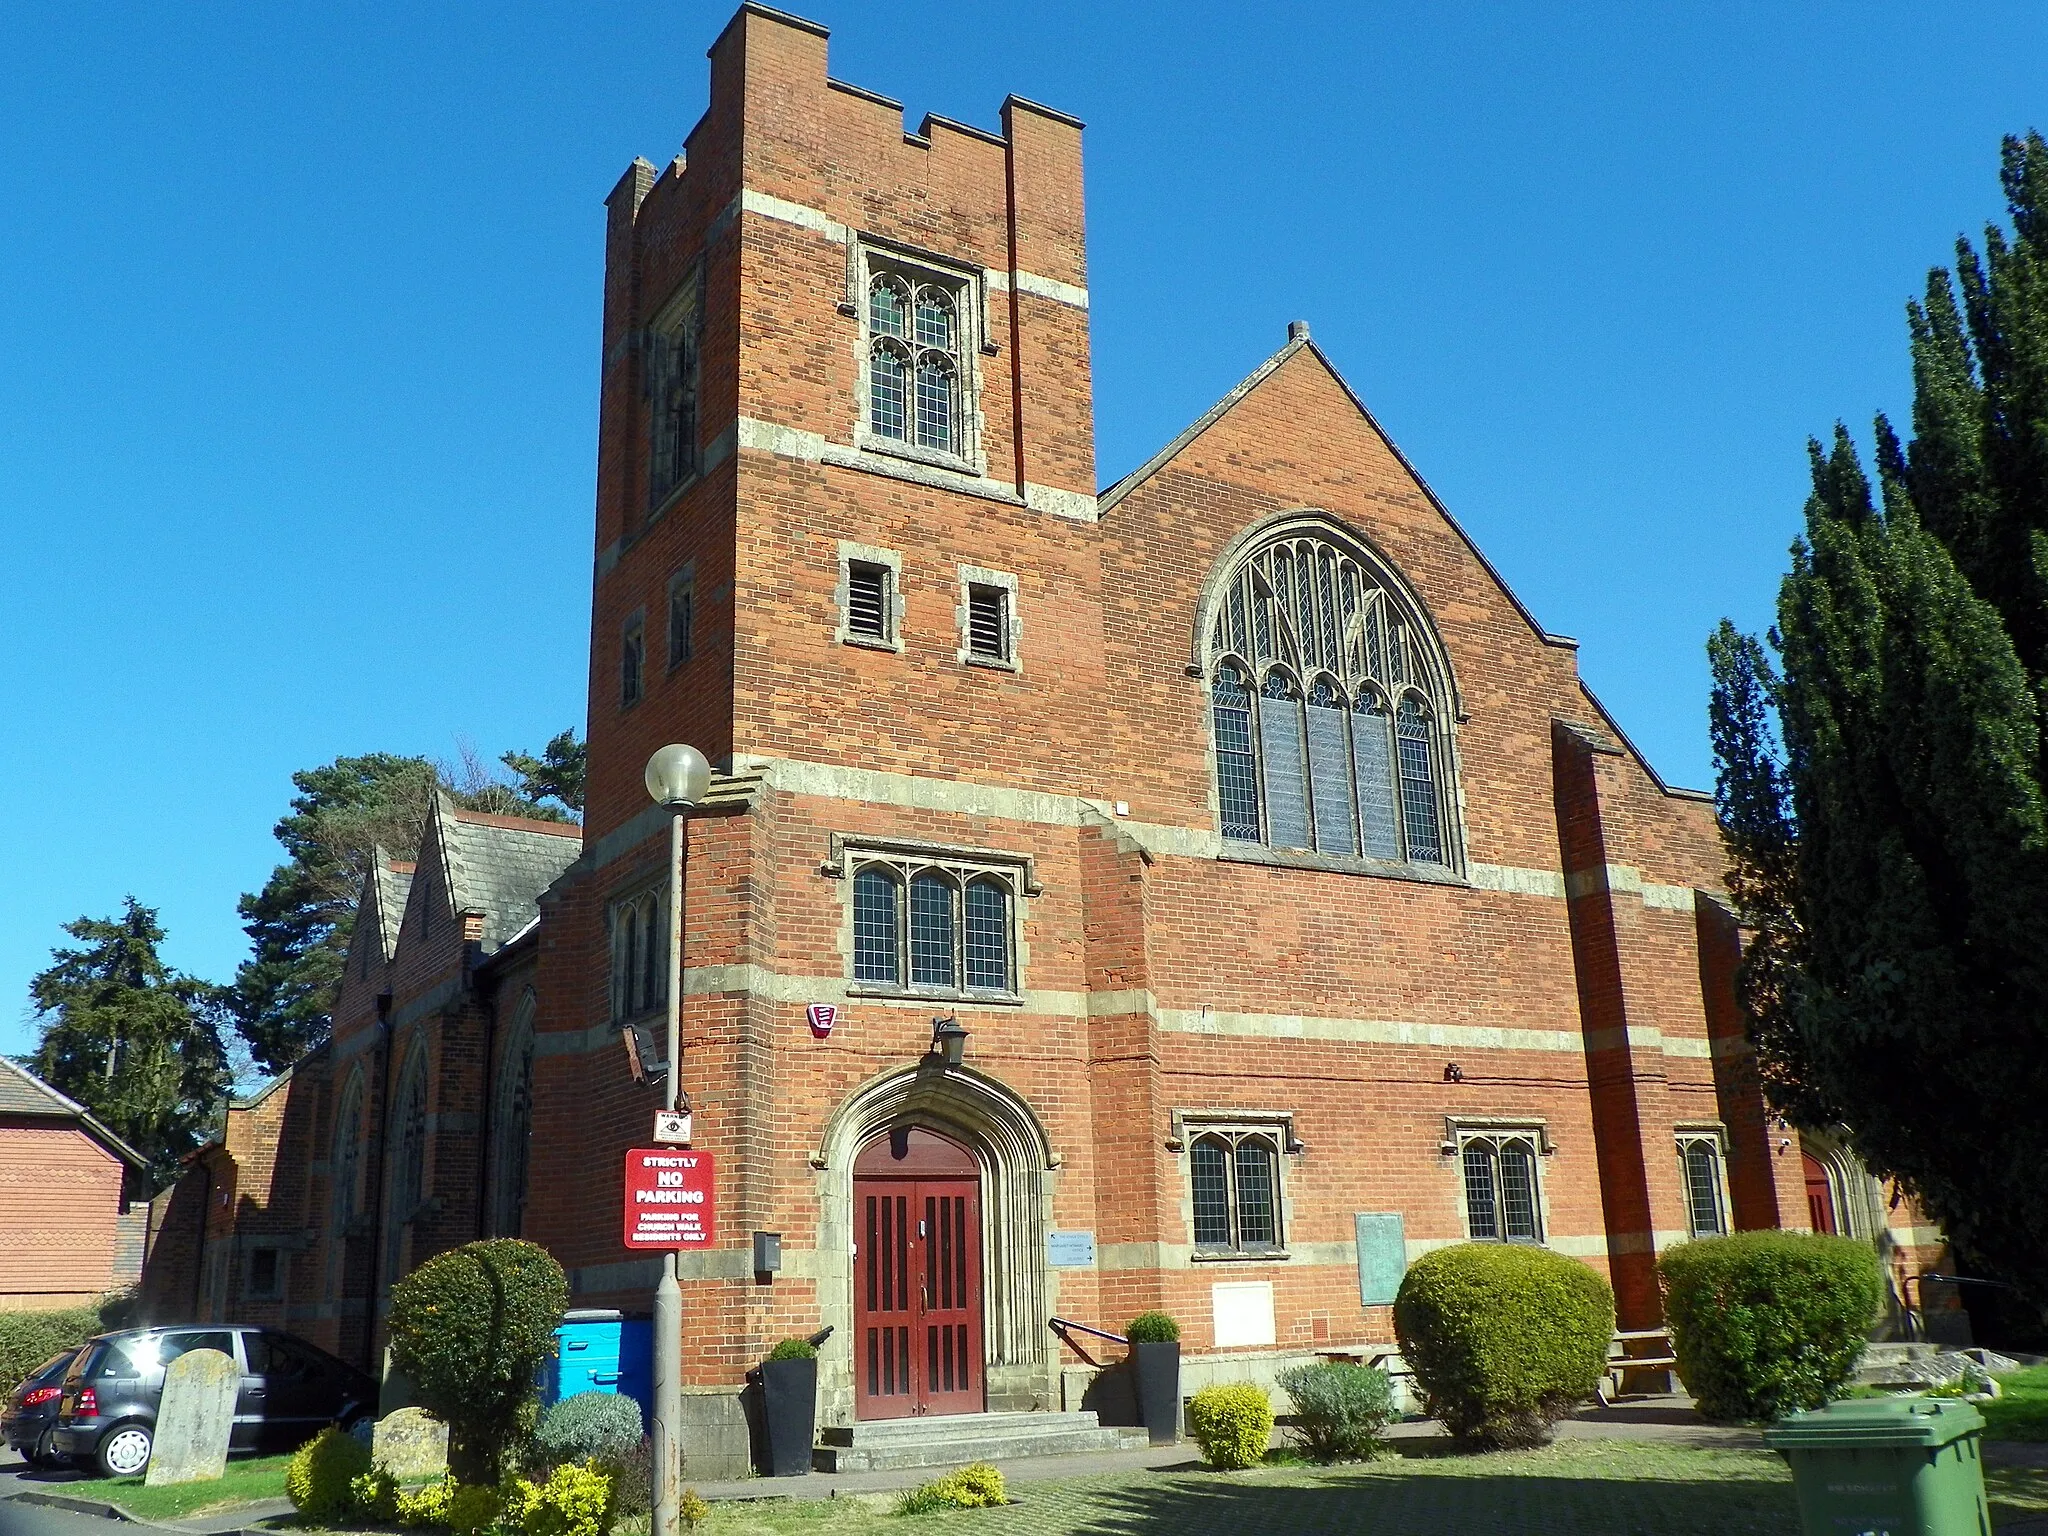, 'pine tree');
1710,133,2048,1297
231,739,582,1071
29,898,231,1189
